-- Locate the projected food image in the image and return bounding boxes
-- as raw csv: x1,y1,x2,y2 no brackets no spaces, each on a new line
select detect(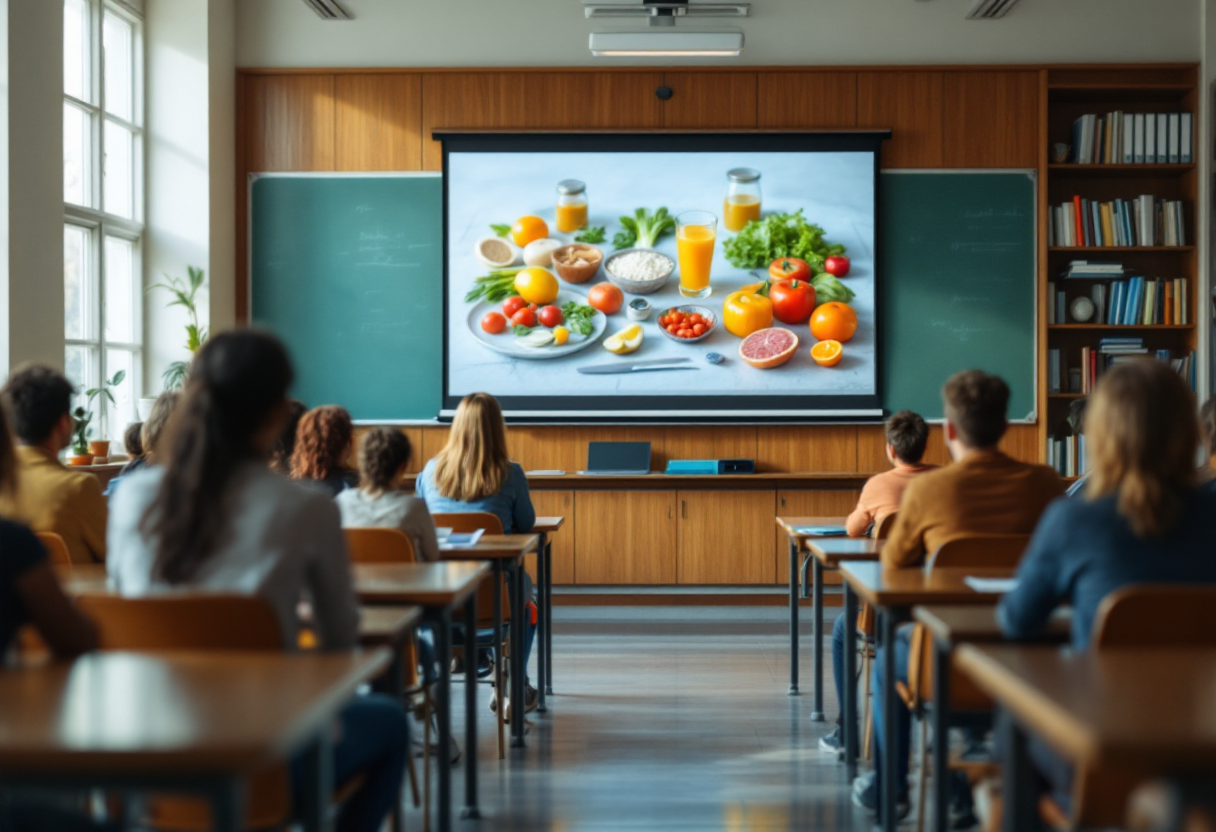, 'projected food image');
446,148,877,414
